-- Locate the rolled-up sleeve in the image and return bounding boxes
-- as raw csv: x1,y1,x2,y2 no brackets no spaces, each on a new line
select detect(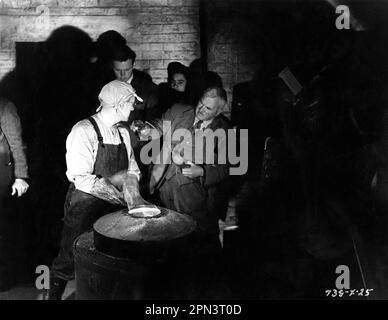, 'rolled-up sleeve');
0,100,28,179
128,150,141,179
119,127,141,180
65,122,99,194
